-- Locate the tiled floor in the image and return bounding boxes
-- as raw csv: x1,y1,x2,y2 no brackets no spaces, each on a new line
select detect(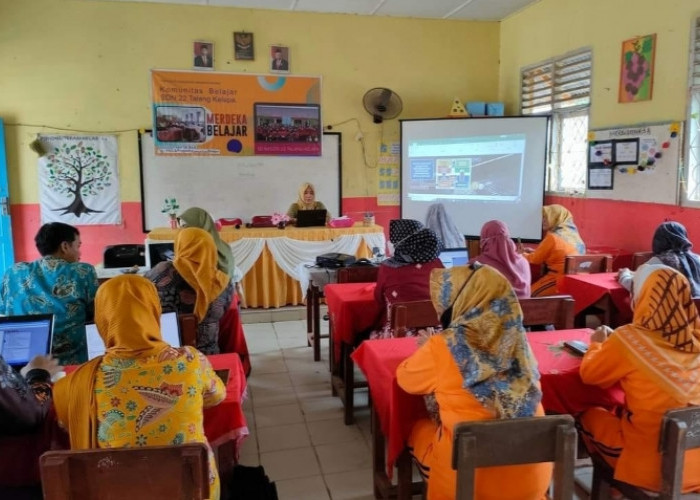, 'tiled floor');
237,312,596,500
